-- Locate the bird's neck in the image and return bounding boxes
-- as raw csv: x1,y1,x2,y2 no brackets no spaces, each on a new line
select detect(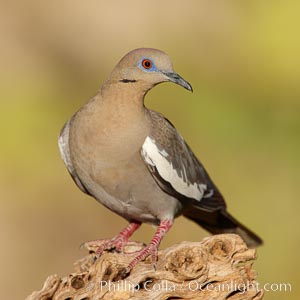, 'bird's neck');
97,80,148,119
71,80,151,165
76,79,151,136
